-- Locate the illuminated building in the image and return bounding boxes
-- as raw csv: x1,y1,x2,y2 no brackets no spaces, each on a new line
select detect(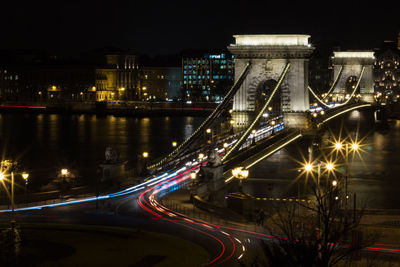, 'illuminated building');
182,51,234,102
374,49,400,97
95,54,139,101
140,67,181,101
